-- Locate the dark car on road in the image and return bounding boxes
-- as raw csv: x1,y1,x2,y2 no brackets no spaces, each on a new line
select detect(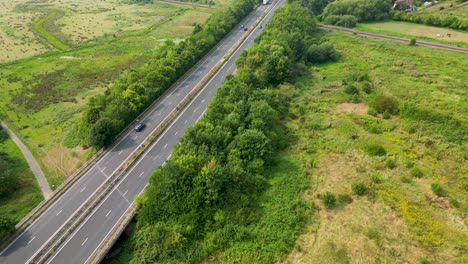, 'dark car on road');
134,123,146,132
